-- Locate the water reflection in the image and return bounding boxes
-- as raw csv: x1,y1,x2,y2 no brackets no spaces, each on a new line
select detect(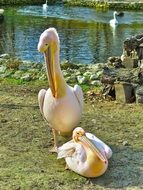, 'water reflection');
0,5,143,64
